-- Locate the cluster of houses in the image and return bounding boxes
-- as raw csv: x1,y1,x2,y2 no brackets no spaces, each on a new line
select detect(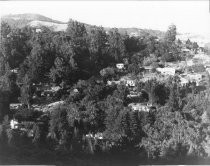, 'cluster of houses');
8,48,210,130
111,51,210,112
